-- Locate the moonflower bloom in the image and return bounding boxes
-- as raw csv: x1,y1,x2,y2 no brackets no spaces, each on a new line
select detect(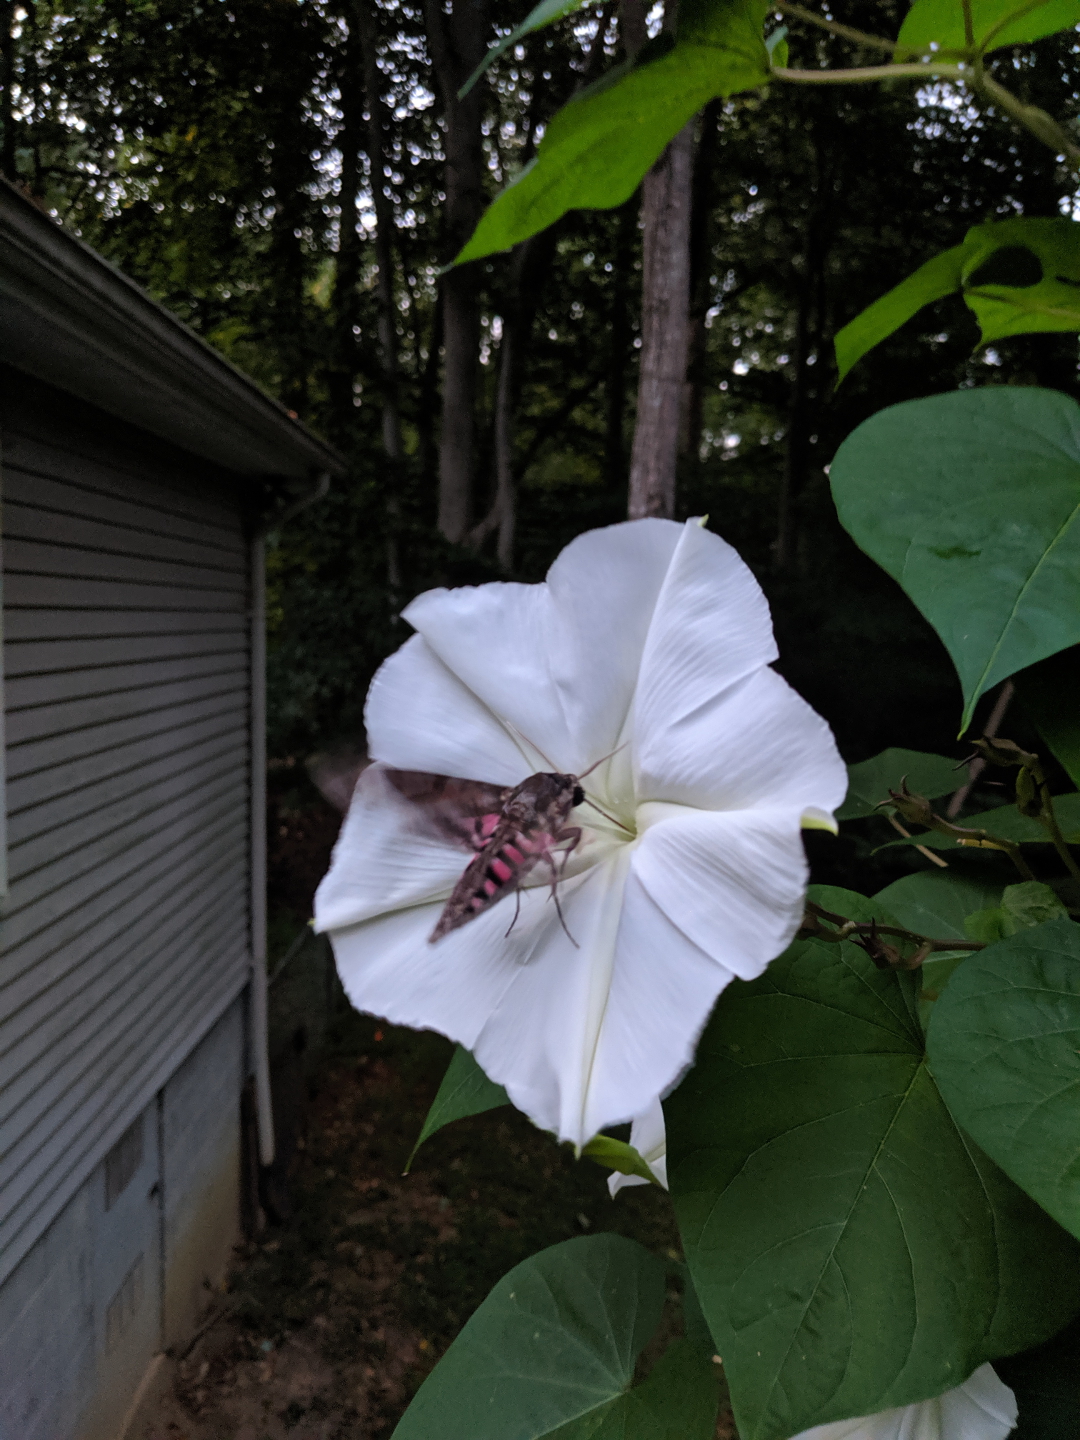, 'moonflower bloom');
315,518,846,1146
608,1098,668,1196
788,1365,1017,1440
